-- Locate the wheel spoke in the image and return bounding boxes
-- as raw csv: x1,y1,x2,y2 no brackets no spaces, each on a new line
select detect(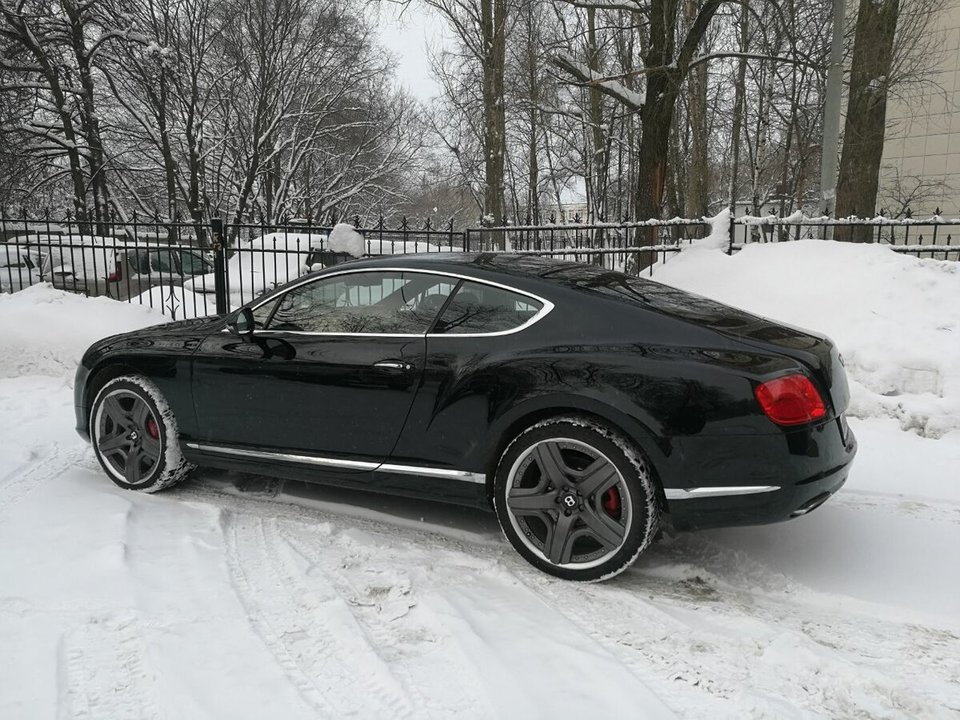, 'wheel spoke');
102,396,128,428
581,507,626,549
533,442,567,482
132,400,150,428
507,488,558,513
98,432,128,455
124,447,143,483
546,511,577,564
576,459,619,497
140,433,161,463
